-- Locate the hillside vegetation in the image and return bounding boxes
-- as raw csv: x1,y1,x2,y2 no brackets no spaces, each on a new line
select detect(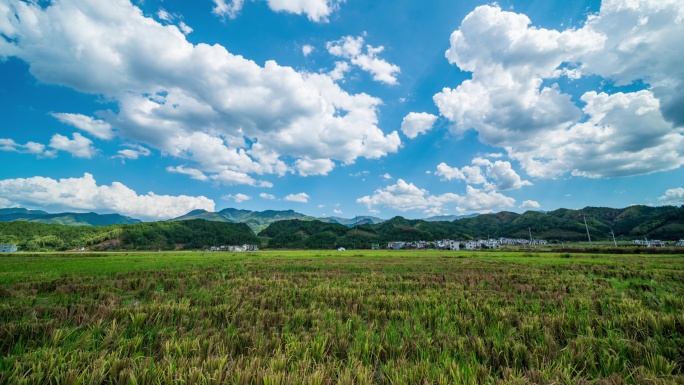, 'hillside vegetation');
259,205,684,249
0,220,258,251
